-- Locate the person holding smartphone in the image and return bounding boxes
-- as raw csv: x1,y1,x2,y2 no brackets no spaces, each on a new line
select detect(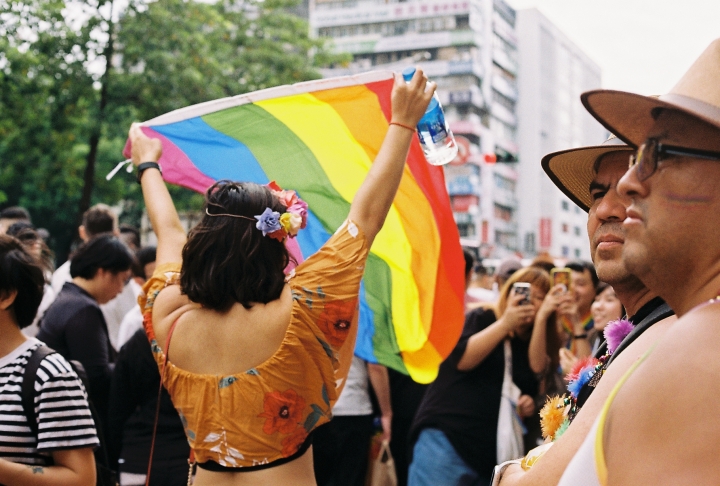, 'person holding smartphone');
407,267,550,486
